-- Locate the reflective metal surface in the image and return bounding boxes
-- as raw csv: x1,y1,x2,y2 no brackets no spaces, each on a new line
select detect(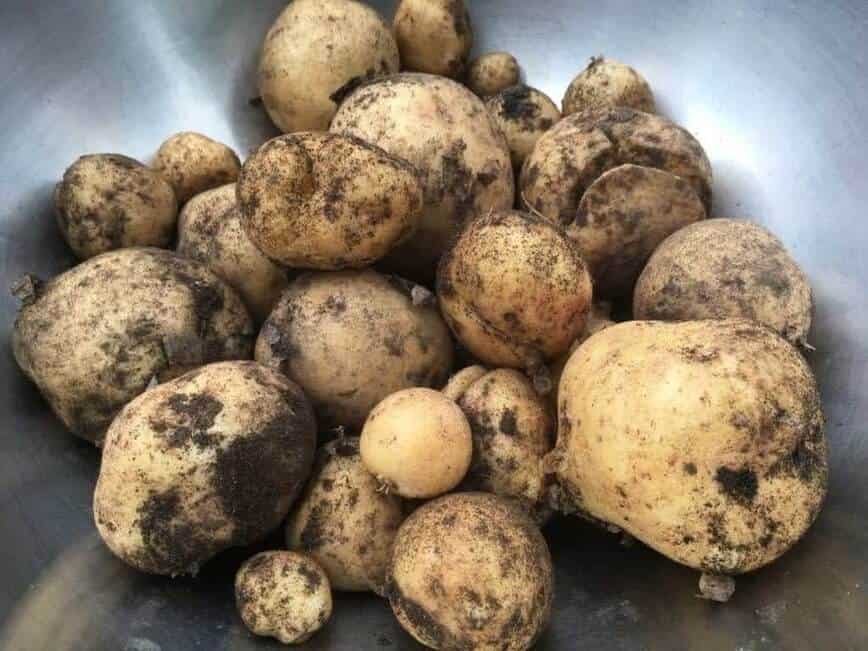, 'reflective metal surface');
1,1,866,649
